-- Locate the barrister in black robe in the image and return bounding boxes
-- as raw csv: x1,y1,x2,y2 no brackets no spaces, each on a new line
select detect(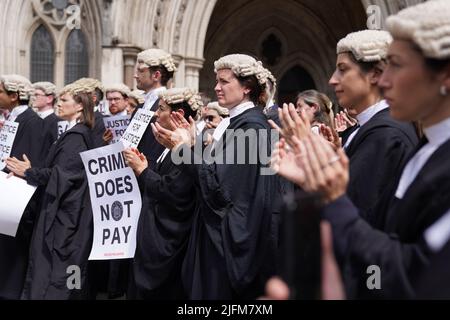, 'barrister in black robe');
6,90,95,300
180,106,278,300
329,30,418,224
306,13,450,297
345,108,418,225
0,104,50,298
125,88,198,299
322,138,450,299
132,48,176,168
